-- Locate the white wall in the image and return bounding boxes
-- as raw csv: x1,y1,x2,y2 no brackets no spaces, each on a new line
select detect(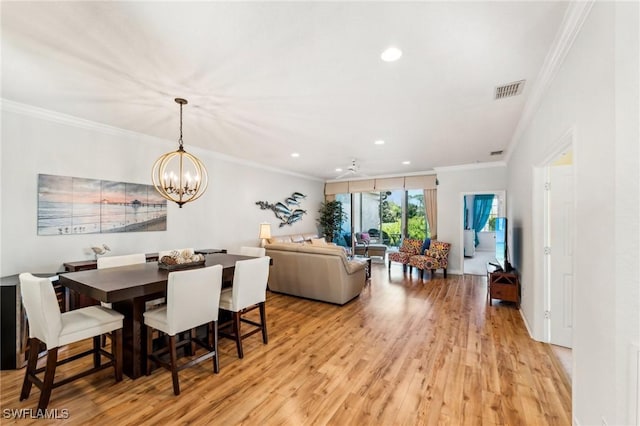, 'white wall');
433,164,507,275
506,2,639,425
0,103,324,276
